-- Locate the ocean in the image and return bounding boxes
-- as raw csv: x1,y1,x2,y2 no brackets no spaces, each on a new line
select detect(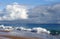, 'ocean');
1,24,60,31
0,24,60,39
